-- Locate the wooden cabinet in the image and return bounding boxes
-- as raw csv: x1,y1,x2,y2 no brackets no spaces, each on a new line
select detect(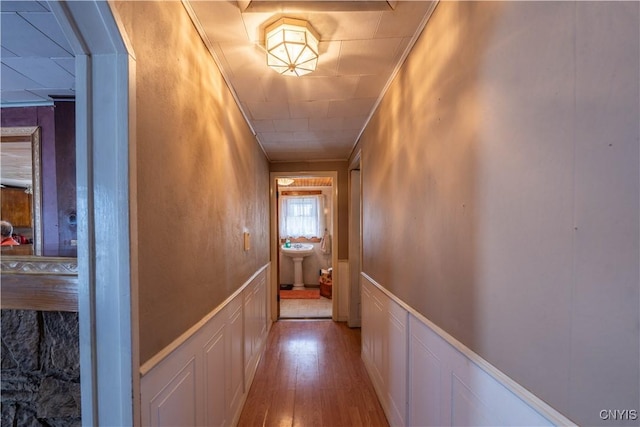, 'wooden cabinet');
1,187,32,228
